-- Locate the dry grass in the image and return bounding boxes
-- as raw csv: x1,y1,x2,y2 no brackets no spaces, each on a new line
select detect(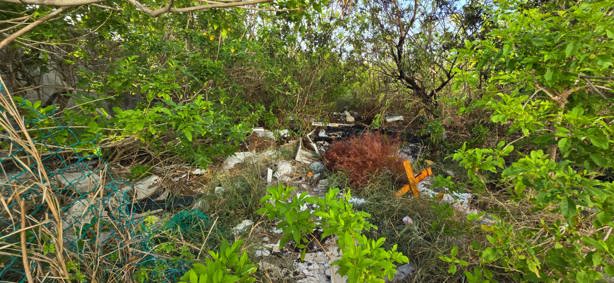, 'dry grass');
324,132,404,187
0,76,70,281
